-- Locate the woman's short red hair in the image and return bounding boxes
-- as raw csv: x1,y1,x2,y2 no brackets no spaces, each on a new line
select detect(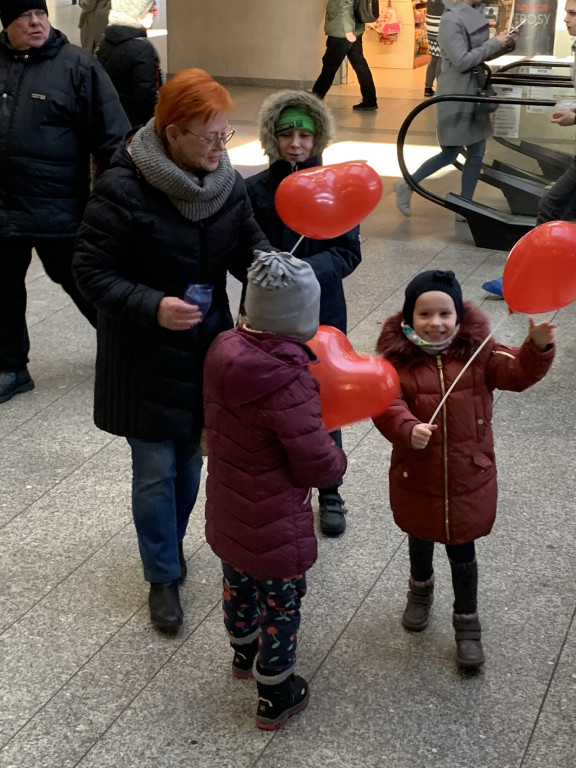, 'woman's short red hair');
155,68,235,136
